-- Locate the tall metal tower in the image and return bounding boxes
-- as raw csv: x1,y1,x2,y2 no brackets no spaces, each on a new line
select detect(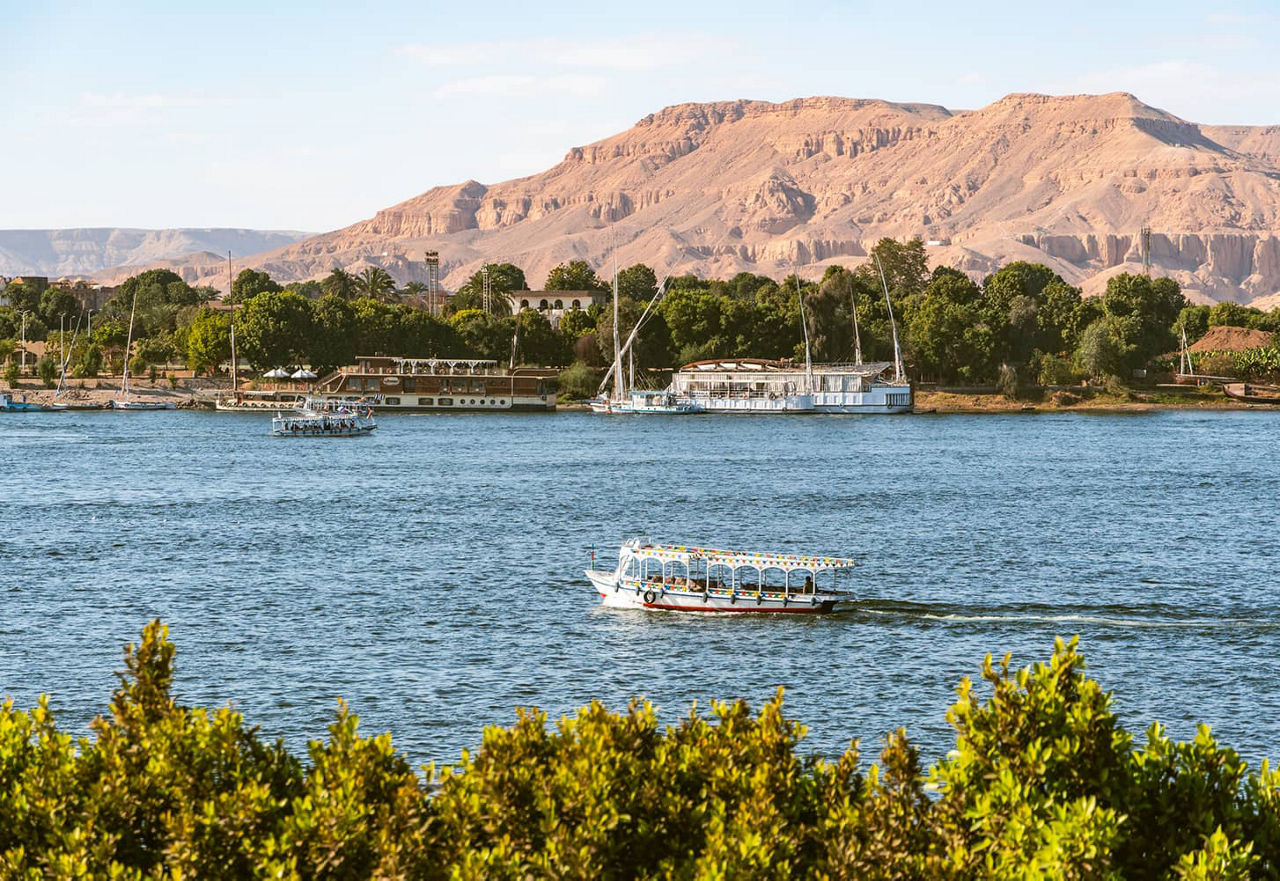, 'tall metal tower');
482,264,492,314
1140,227,1152,276
424,251,440,314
